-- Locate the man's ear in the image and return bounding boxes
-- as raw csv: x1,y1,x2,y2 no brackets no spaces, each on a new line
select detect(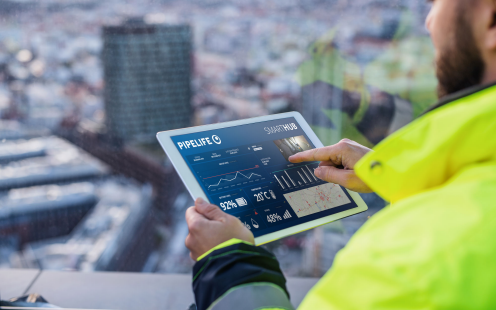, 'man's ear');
487,1,496,50
492,0,496,26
